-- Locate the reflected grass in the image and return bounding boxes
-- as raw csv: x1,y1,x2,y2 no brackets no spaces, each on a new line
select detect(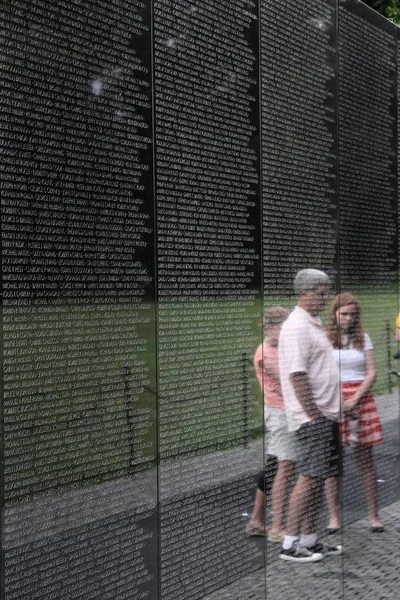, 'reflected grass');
2,288,398,502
